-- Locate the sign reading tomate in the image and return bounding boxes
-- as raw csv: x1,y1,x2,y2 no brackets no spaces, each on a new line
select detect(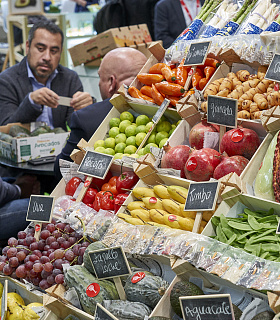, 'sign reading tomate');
89,246,131,280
